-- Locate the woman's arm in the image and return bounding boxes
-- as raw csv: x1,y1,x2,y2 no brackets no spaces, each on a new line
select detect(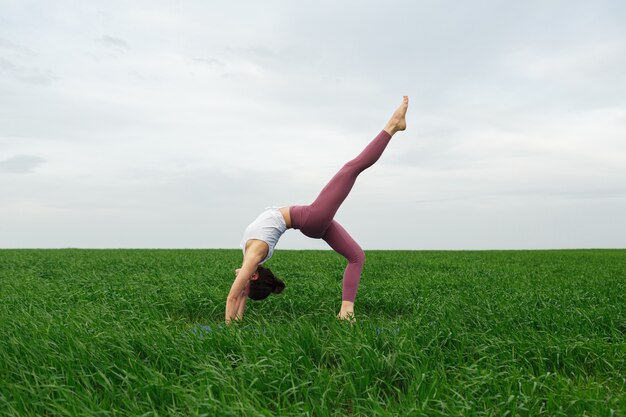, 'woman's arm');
235,291,248,318
225,247,264,324
233,270,250,318
225,262,255,324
